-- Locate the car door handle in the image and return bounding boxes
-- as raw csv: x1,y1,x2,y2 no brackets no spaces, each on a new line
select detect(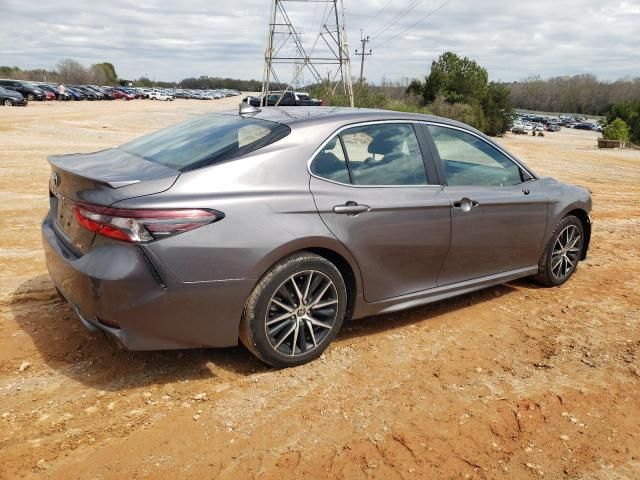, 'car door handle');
333,201,371,215
452,198,479,212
